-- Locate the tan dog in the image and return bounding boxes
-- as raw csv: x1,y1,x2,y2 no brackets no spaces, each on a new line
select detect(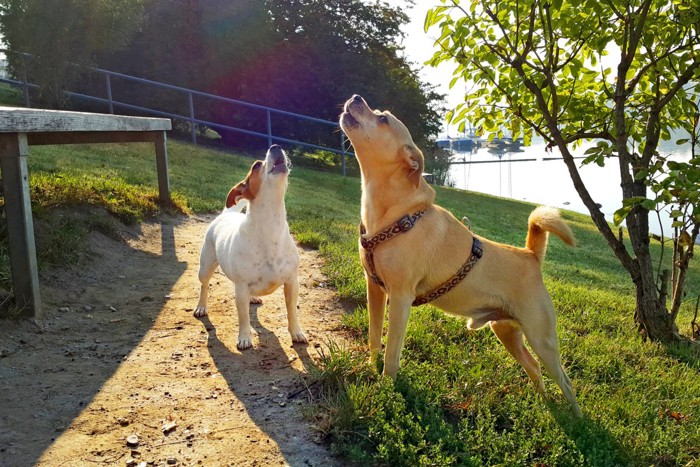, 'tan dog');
340,95,581,416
